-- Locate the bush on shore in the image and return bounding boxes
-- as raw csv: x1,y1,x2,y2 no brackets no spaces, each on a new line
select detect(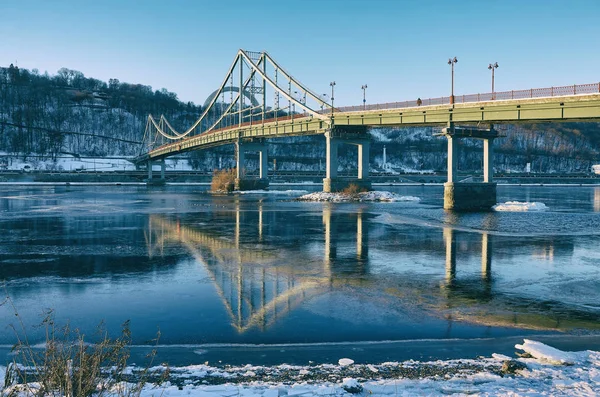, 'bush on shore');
210,168,236,193
341,183,368,196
